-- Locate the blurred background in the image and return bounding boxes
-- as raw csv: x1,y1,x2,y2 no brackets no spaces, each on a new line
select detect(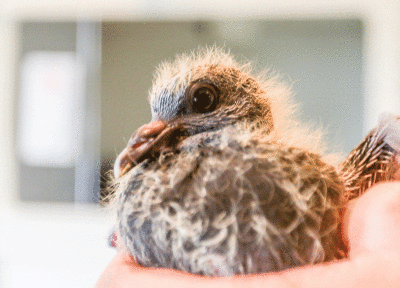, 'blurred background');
0,1,400,287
